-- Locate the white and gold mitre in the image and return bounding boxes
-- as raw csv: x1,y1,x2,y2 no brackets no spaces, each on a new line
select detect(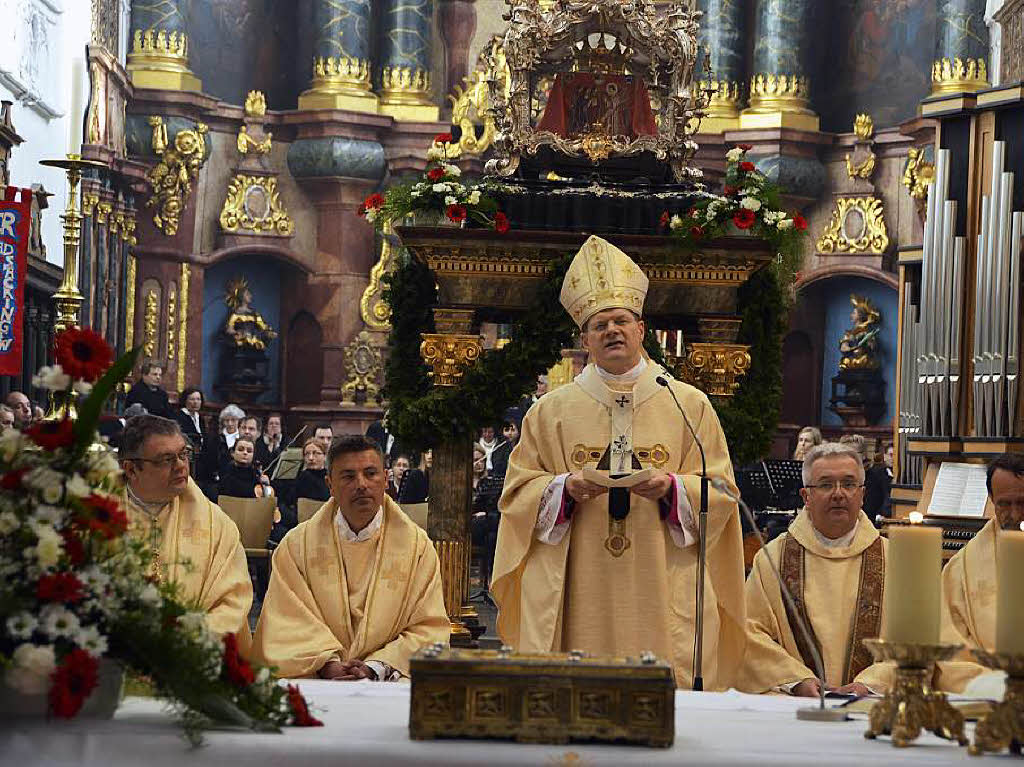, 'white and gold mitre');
559,235,649,328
